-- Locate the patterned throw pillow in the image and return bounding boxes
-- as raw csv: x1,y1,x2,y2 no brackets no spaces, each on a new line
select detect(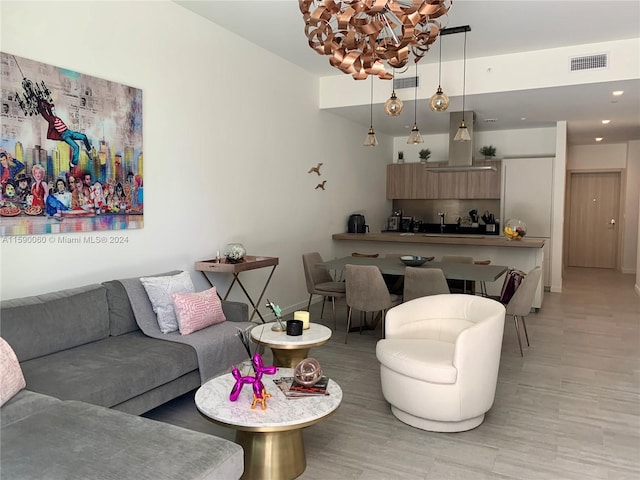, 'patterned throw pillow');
140,271,195,334
172,287,226,335
0,337,26,407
